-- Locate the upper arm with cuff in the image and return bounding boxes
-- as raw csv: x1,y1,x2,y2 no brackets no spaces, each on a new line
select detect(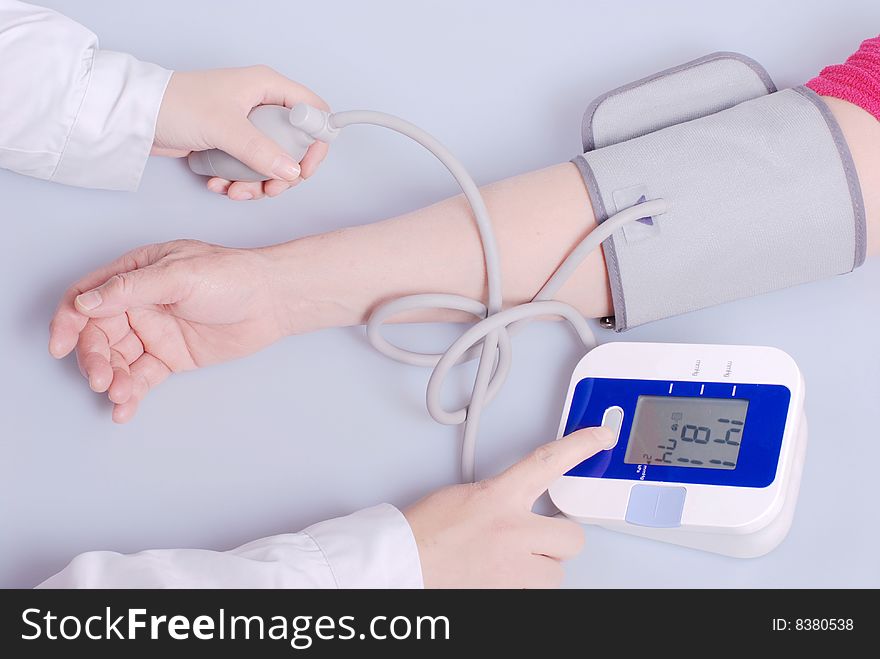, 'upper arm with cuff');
36,504,423,589
0,0,171,191
573,53,865,331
